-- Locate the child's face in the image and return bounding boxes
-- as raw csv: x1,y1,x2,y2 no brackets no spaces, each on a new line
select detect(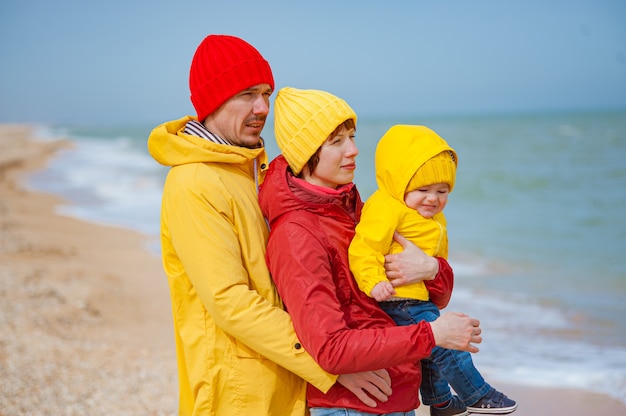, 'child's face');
404,183,450,218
